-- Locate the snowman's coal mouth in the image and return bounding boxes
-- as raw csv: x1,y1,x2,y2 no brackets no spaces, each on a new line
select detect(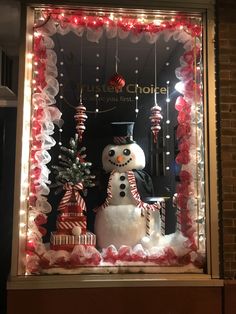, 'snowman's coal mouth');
109,158,132,167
